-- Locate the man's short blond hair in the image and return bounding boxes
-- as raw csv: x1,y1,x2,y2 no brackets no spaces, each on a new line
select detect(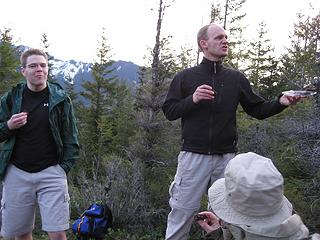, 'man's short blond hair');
20,48,48,68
